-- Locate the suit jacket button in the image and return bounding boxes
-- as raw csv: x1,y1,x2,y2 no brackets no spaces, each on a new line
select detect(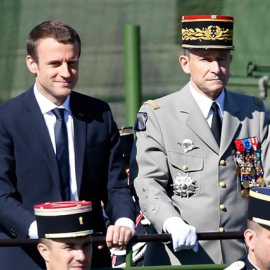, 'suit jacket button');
220,160,226,166
219,181,226,188
220,204,226,211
